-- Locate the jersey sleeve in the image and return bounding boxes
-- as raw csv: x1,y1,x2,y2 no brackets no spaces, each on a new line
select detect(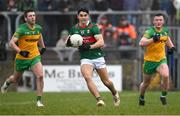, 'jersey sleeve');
13,28,23,39
36,24,42,33
92,24,101,35
164,26,169,35
143,27,154,39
